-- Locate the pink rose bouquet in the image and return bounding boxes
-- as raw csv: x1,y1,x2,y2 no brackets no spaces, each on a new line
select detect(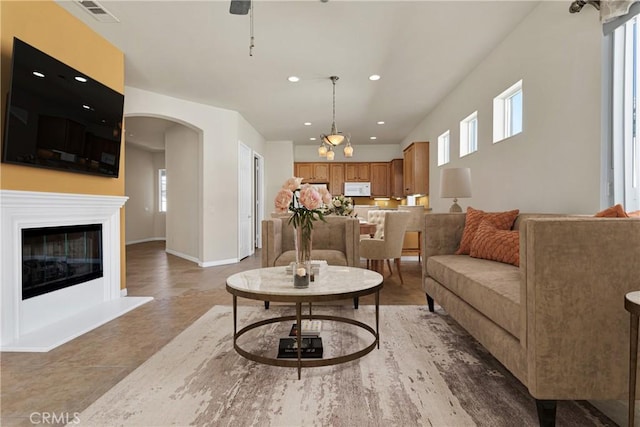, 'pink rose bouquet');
273,177,330,251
